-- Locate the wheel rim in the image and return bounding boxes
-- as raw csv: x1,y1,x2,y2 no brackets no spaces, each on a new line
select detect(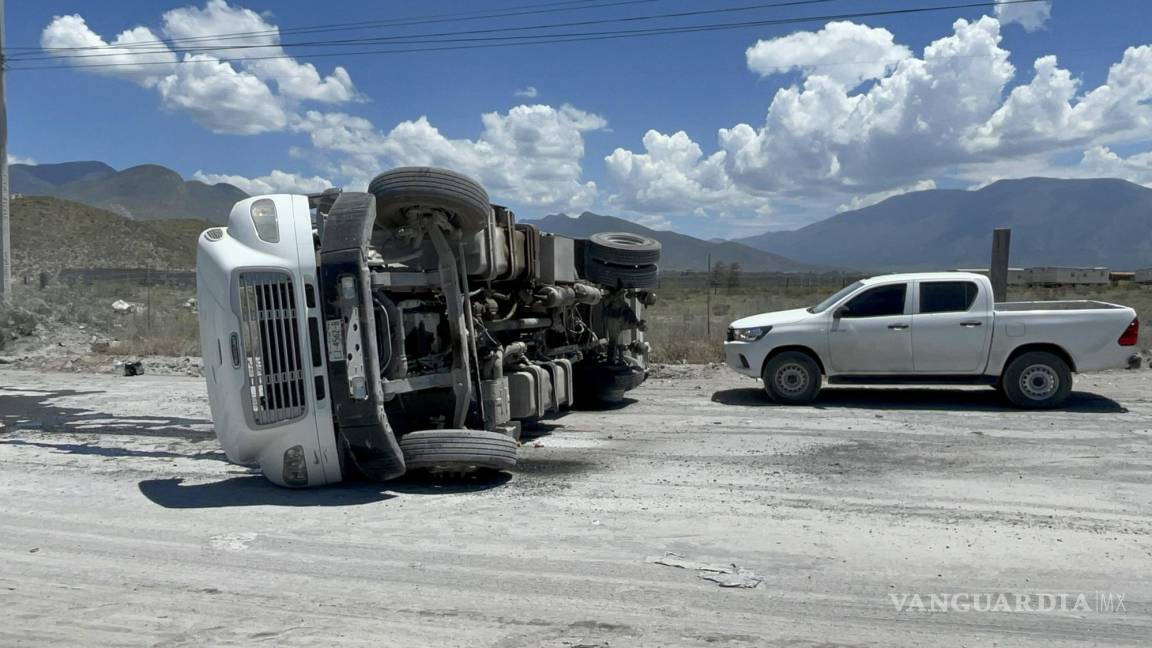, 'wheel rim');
1019,364,1059,400
600,233,646,247
774,363,810,396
